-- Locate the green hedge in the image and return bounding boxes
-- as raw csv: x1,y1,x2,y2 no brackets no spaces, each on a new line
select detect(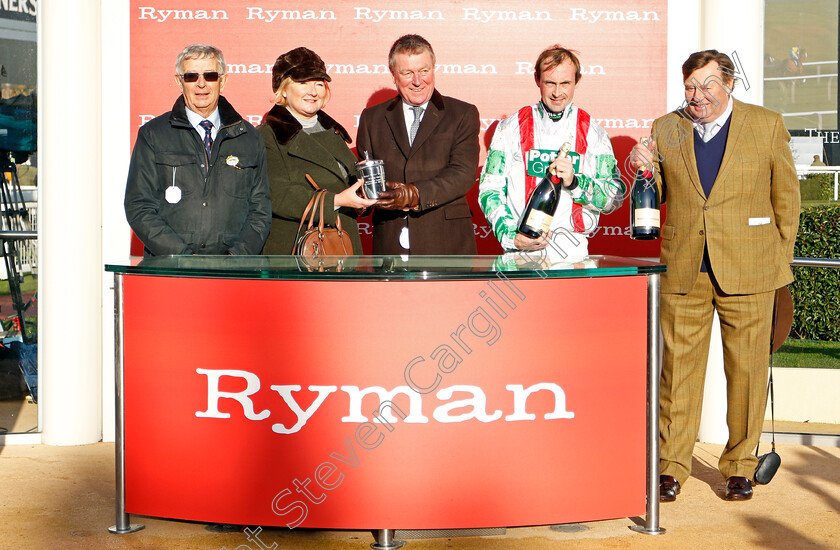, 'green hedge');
799,173,835,201
790,203,840,341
